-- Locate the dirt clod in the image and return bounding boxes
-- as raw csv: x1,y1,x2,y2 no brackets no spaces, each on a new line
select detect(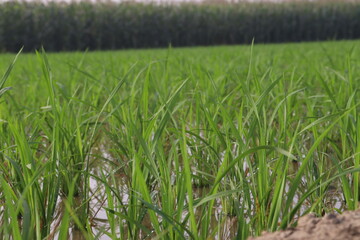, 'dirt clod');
249,210,360,240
